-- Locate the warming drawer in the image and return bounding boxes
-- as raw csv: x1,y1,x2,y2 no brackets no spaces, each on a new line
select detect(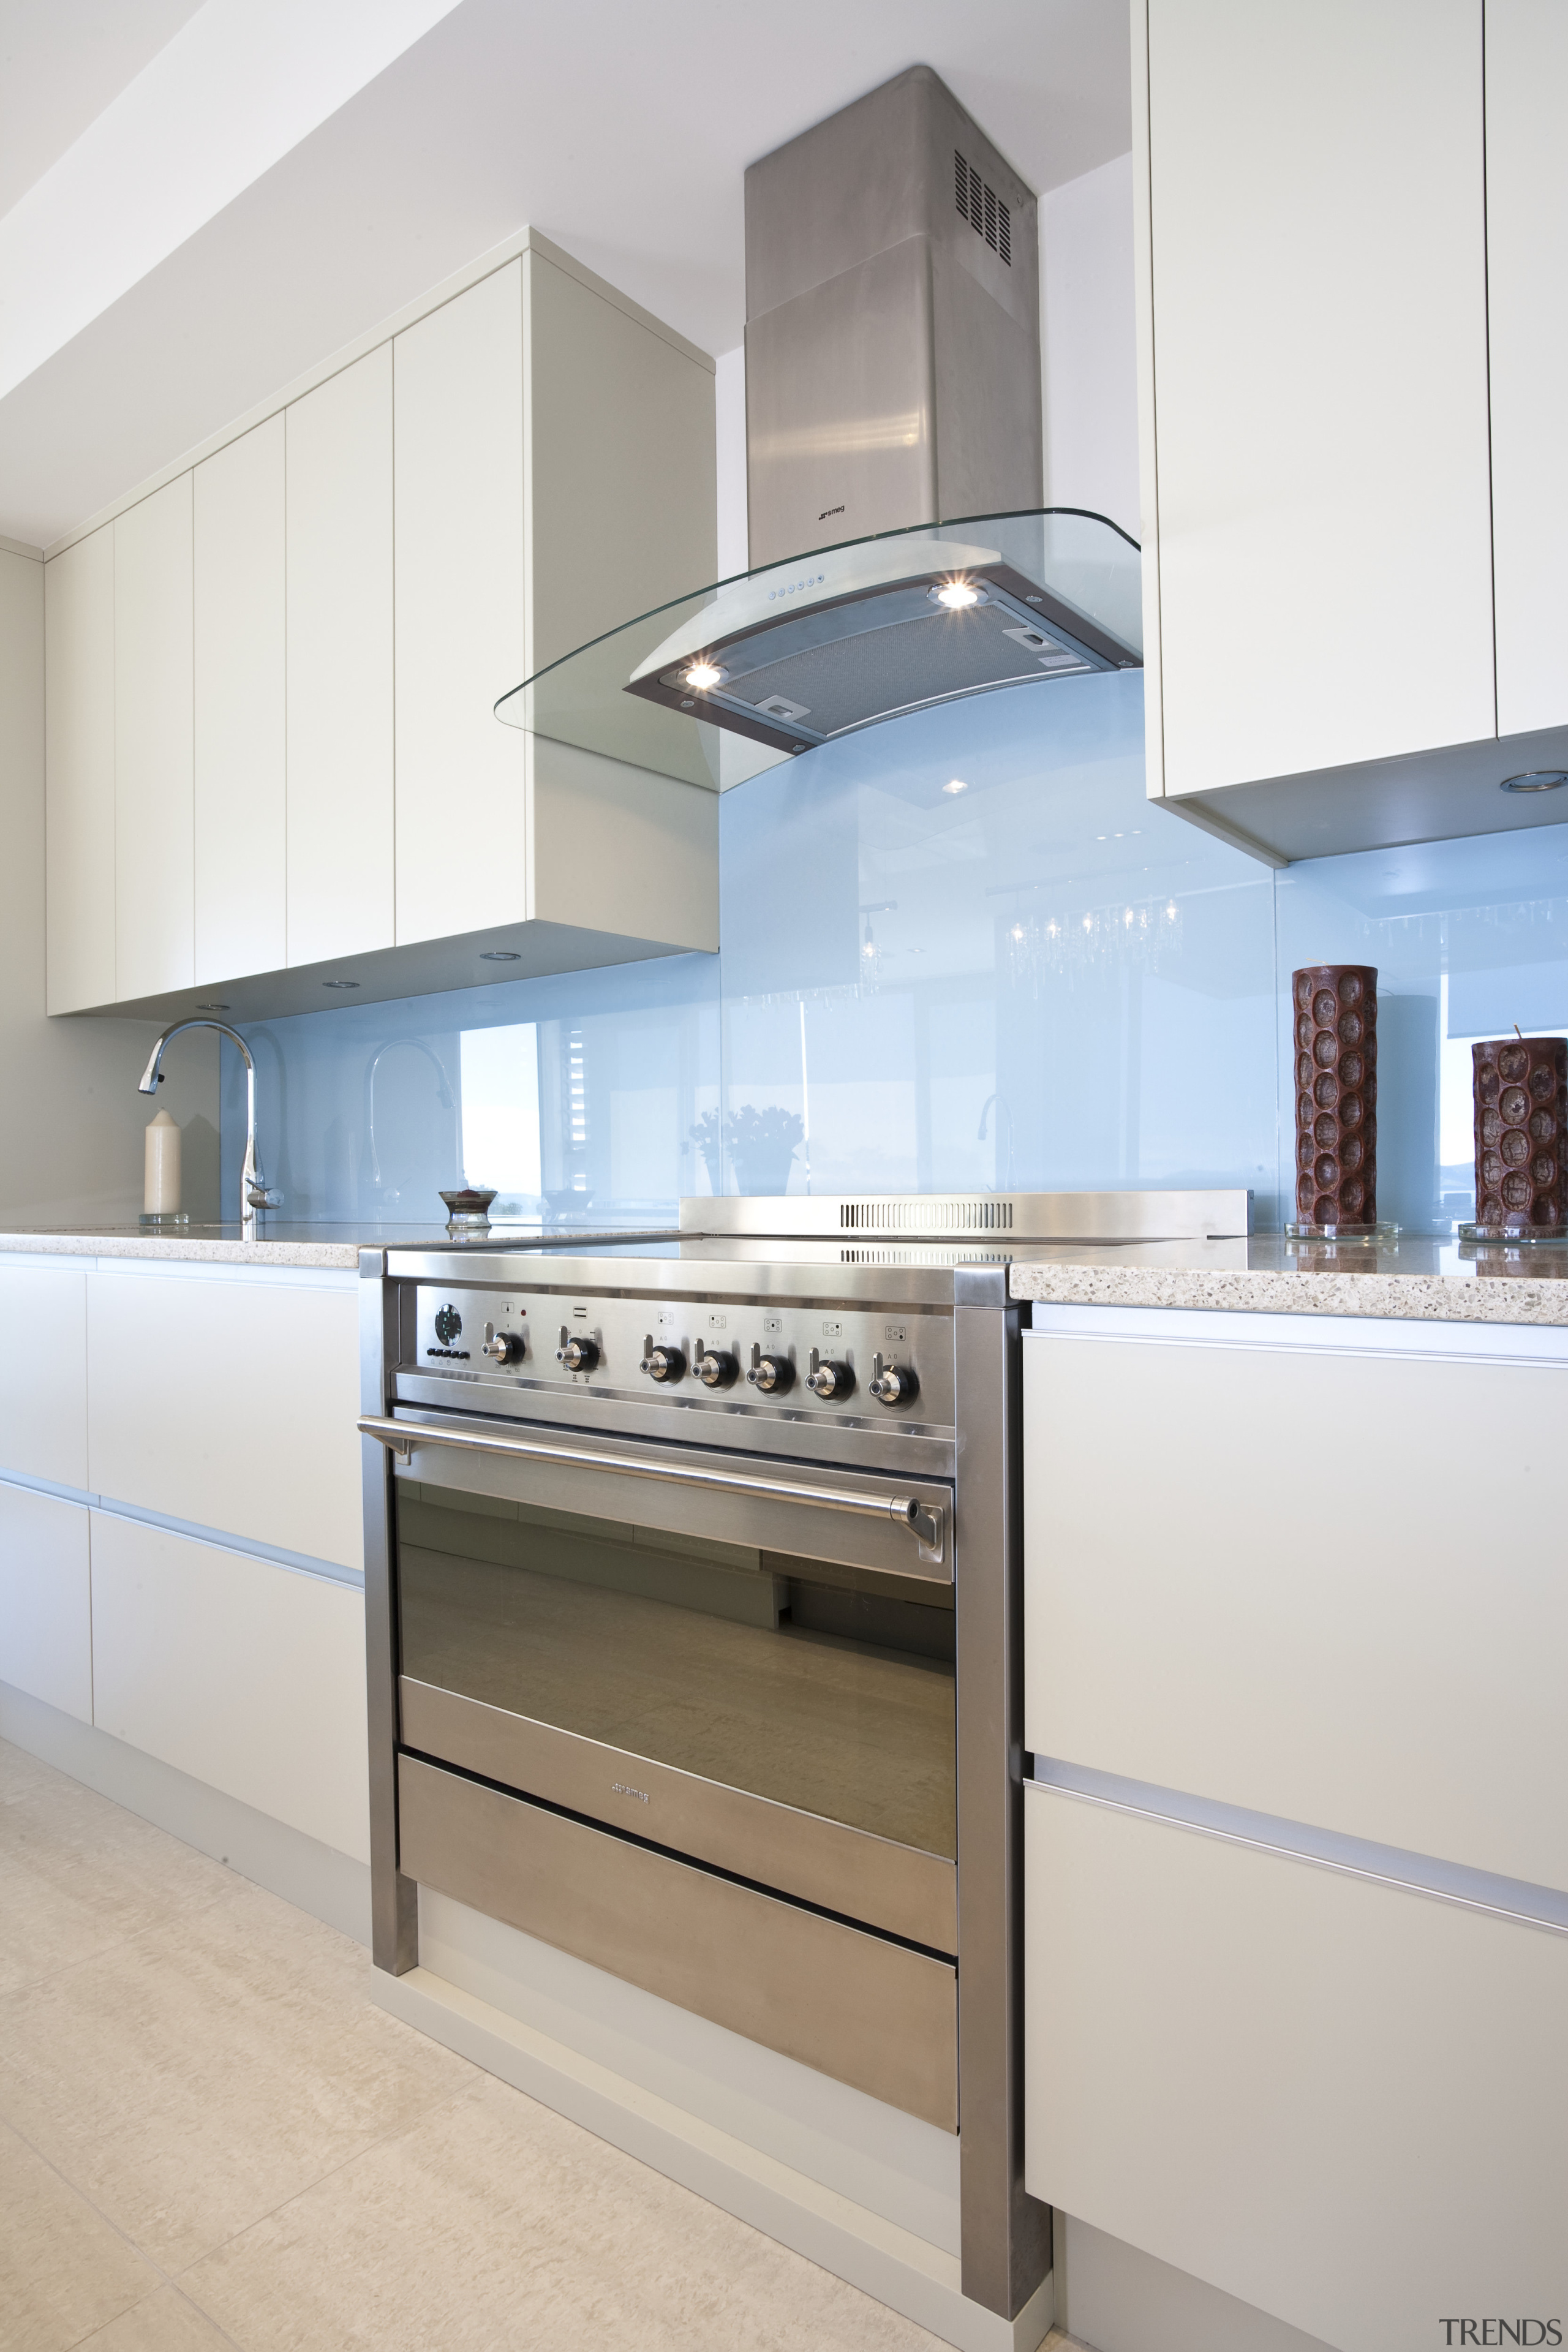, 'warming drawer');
397,1753,959,2131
